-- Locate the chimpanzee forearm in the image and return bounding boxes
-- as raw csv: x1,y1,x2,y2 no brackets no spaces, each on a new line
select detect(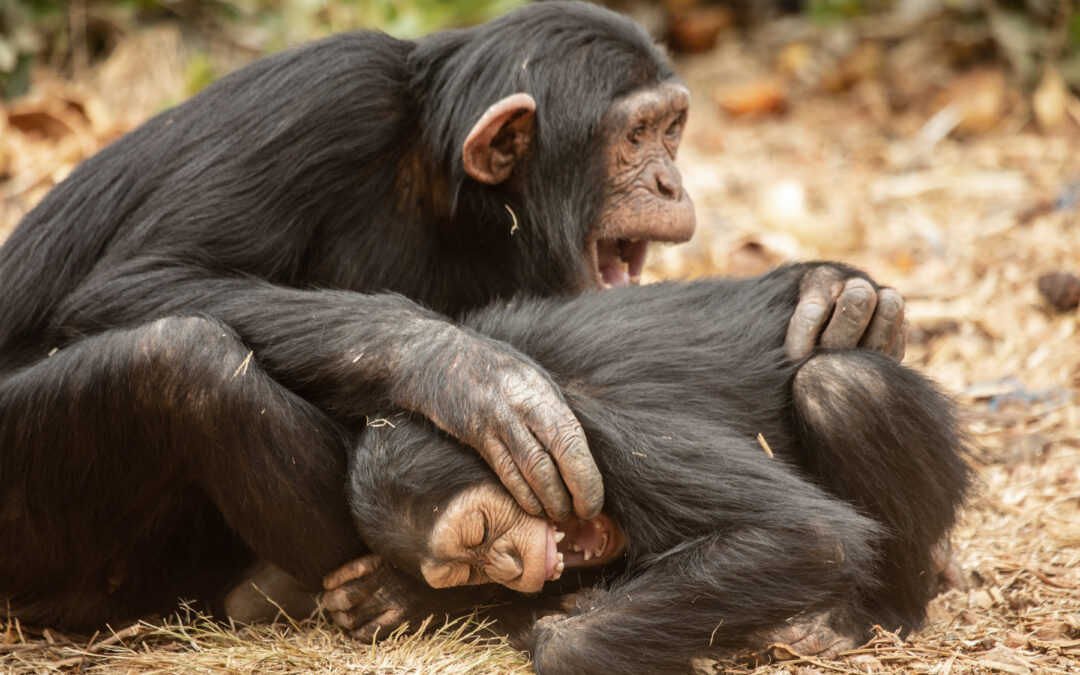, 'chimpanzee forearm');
54,260,602,521
53,261,454,418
